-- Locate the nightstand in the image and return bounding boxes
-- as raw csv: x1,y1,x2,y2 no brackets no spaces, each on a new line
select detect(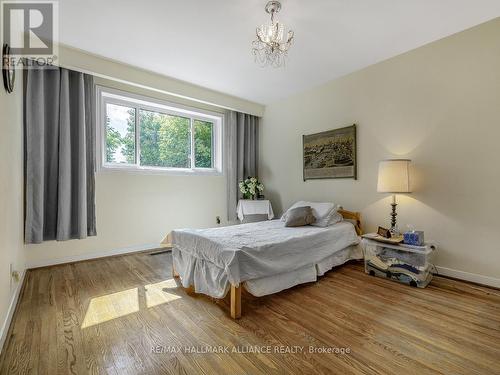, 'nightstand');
237,199,274,223
361,237,436,288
